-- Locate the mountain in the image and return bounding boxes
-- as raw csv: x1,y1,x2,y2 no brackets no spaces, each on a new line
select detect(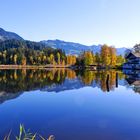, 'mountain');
41,39,128,56
0,27,128,56
0,28,23,41
40,39,101,55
